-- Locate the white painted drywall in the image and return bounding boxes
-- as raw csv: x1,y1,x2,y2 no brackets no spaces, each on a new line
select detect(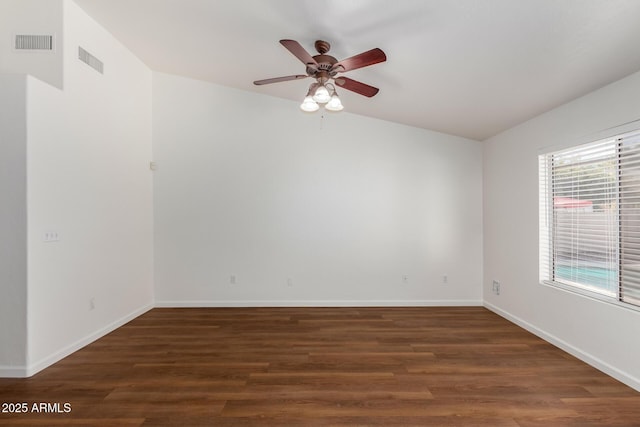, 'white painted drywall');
0,0,63,89
483,69,640,390
23,0,154,374
152,72,483,306
0,75,28,375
